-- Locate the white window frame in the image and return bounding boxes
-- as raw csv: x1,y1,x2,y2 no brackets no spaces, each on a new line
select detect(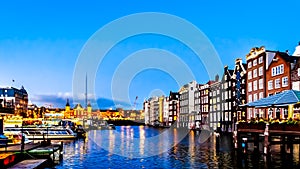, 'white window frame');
253,80,257,91
248,71,252,80
253,93,258,101
259,66,263,76
248,94,252,103
253,59,257,66
258,56,263,64
259,92,264,99
248,62,252,68
248,82,252,92
275,79,280,89
282,76,288,87
253,69,257,78
259,79,263,90
268,80,273,90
